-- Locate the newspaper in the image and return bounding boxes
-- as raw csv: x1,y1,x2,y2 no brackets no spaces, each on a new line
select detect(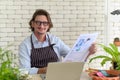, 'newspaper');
63,33,98,62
